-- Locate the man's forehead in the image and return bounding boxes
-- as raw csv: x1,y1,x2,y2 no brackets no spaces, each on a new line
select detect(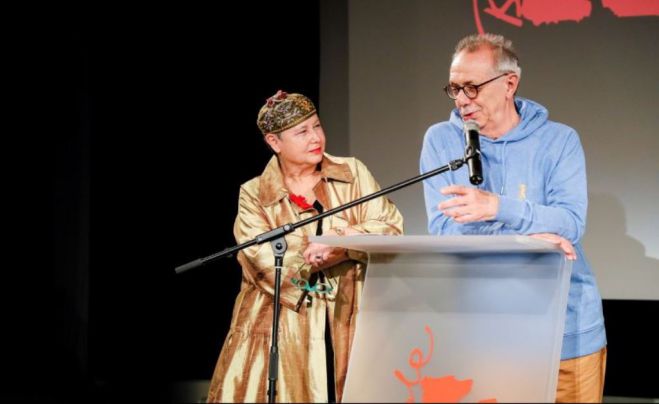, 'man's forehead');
452,48,494,66
450,52,495,81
